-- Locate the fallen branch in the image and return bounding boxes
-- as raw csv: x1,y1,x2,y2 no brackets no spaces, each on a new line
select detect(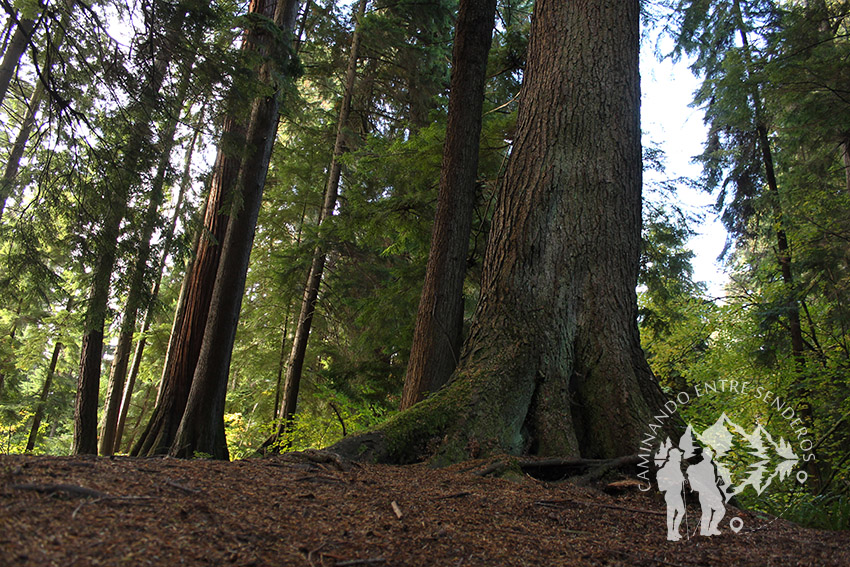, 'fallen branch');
164,479,201,494
11,483,108,499
472,462,508,477
573,455,642,485
11,483,156,505
433,491,473,500
334,558,385,566
473,454,641,481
